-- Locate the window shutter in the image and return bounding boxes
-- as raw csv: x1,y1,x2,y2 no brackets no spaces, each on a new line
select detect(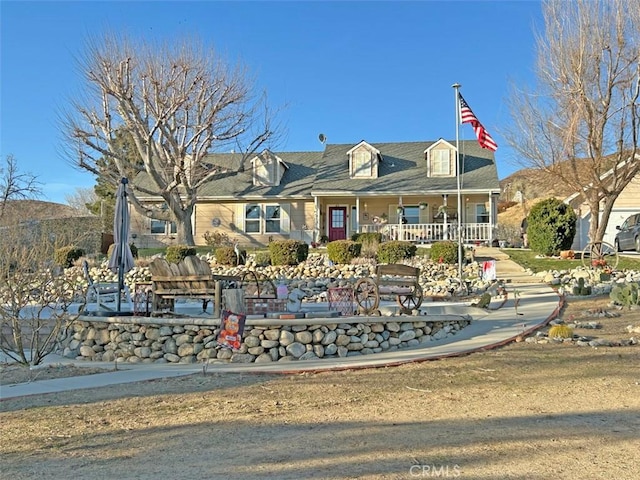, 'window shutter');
236,203,245,231
390,204,400,224
419,206,429,223
280,203,290,234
